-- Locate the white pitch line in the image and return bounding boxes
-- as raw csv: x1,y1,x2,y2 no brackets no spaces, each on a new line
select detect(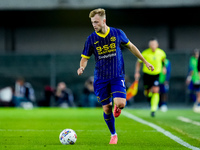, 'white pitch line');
122,111,200,150
177,116,200,126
